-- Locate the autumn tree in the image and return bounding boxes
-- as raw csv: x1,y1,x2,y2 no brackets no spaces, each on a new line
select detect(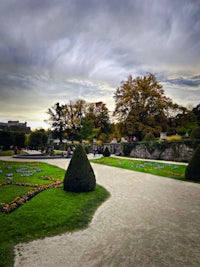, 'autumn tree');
113,73,174,140
46,100,111,142
64,99,86,141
